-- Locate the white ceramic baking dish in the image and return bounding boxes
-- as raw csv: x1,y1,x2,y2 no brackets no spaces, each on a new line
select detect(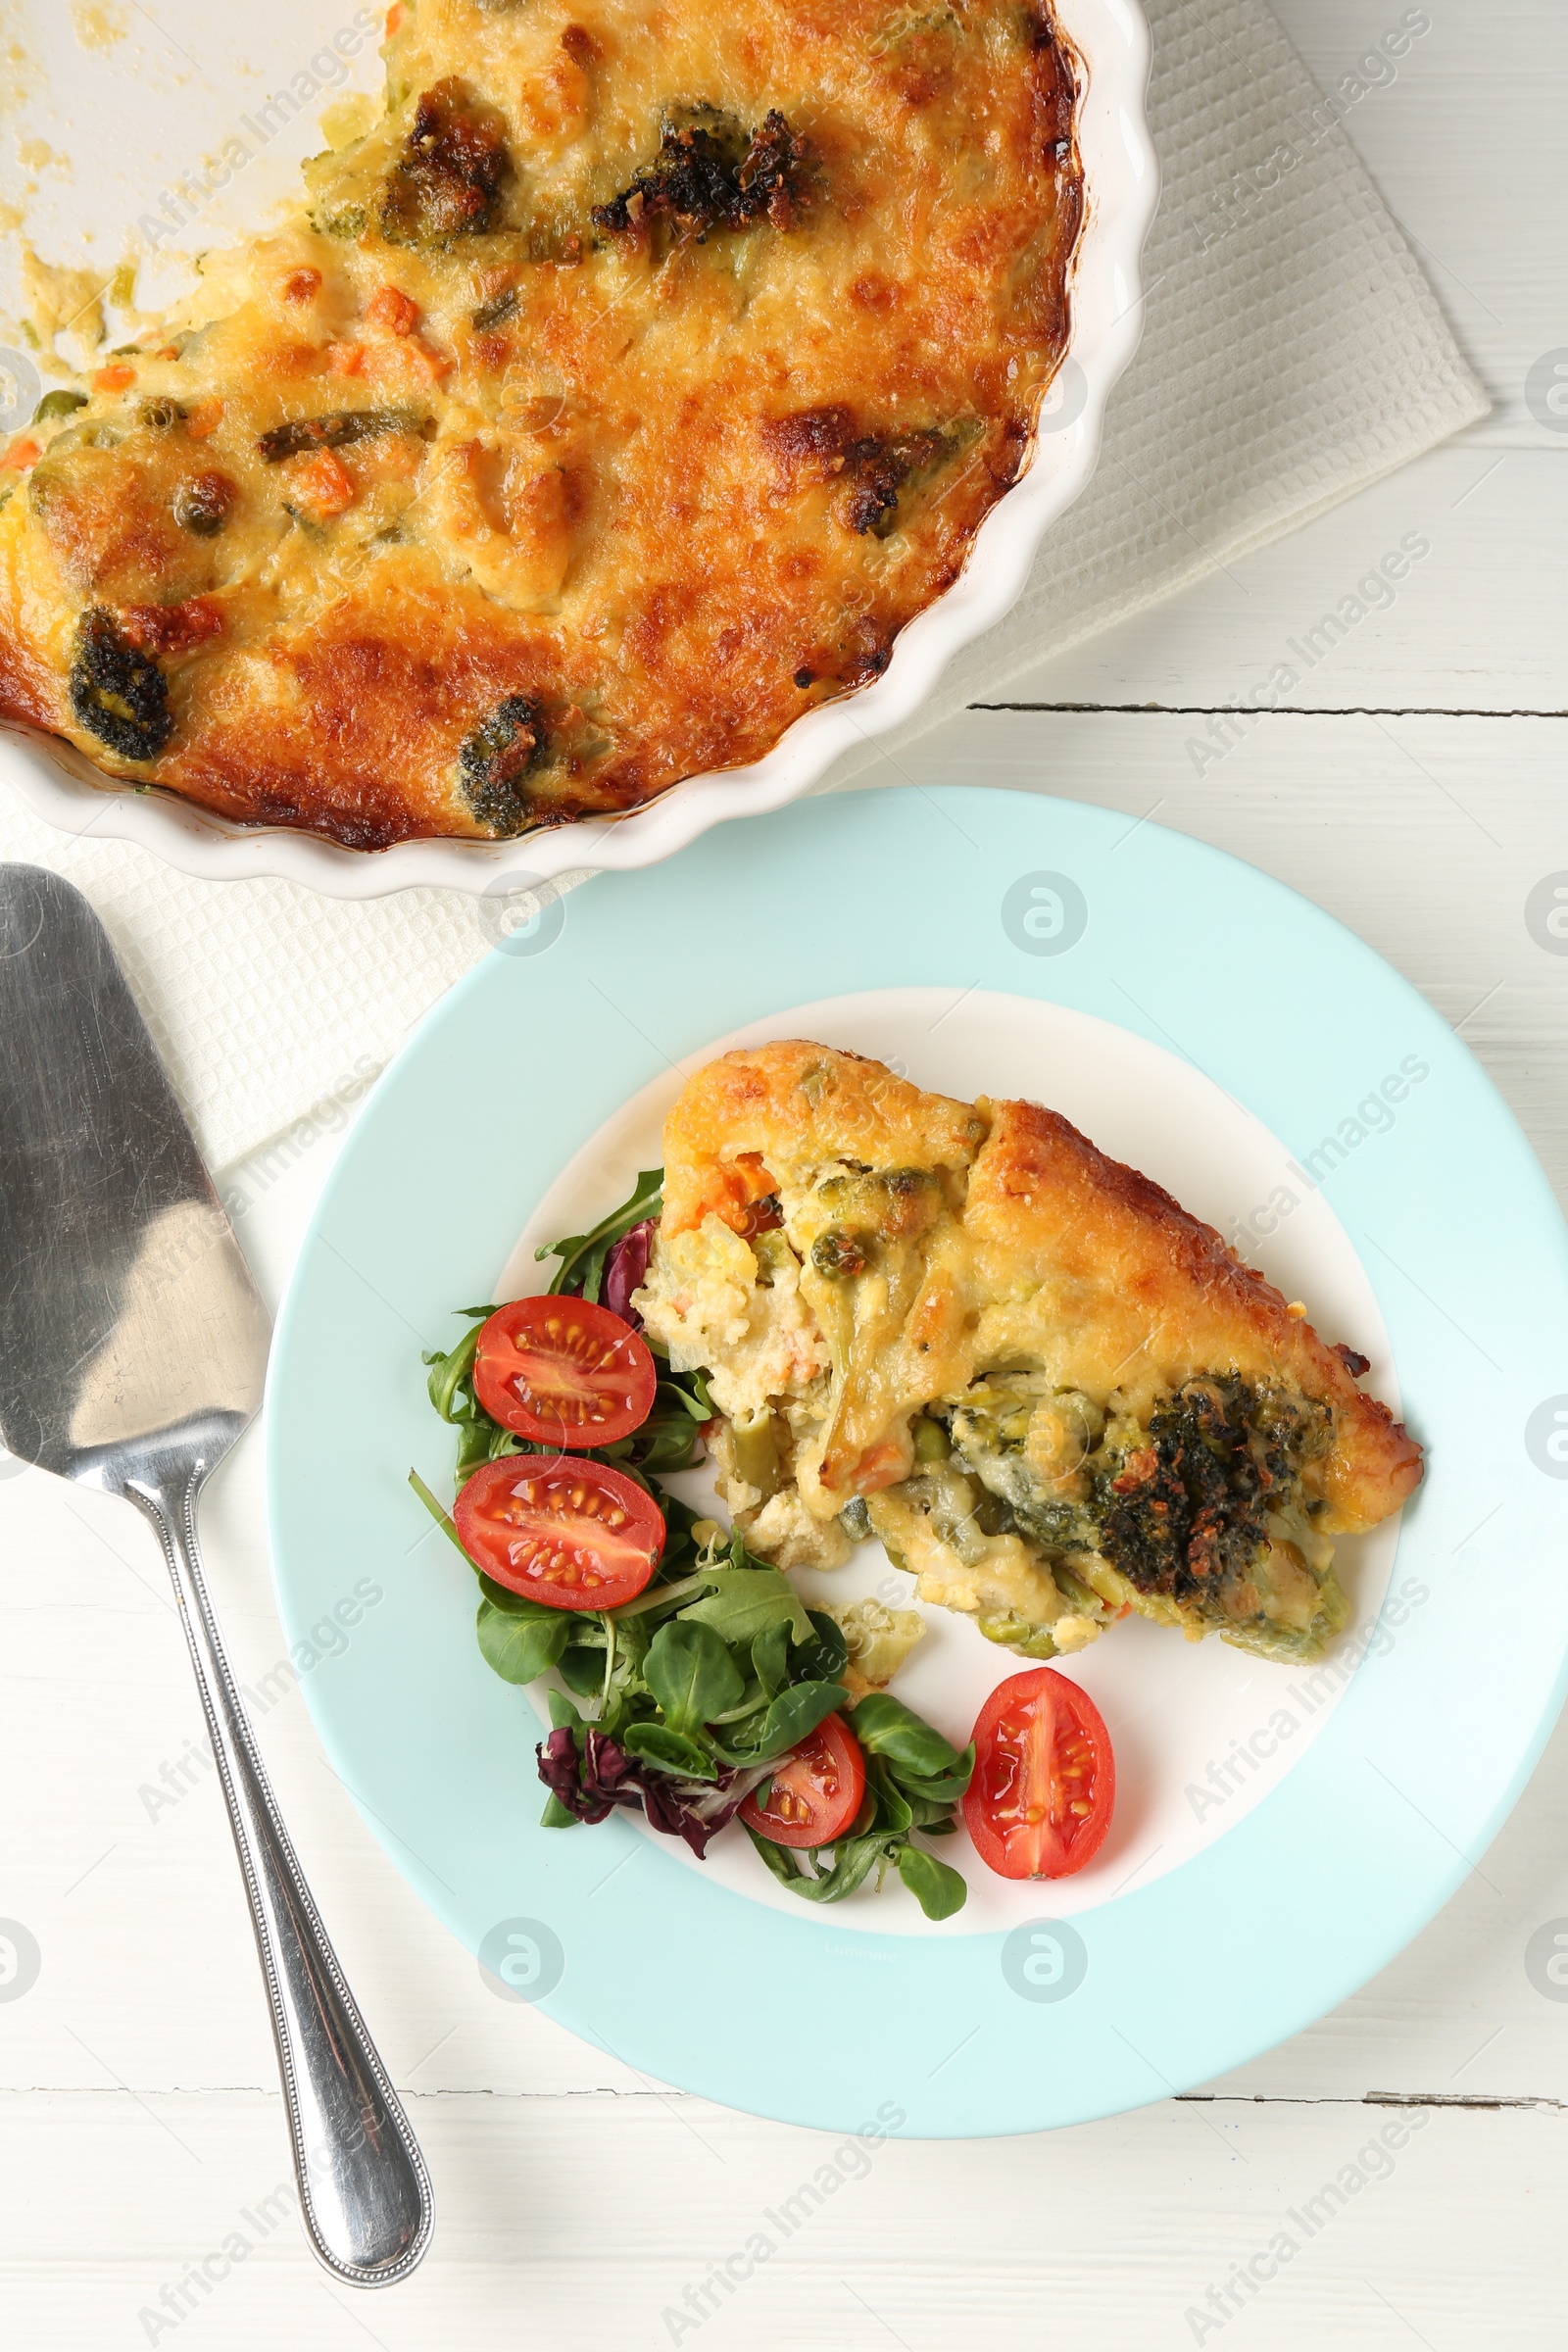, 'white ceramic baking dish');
0,0,1157,899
